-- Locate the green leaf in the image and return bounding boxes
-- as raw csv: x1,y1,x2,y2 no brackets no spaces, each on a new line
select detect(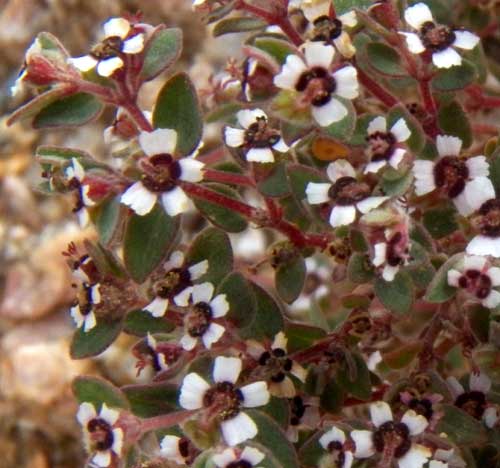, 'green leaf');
33,93,103,128
217,272,256,328
374,271,414,315
349,113,378,146
287,164,324,200
70,319,122,359
260,396,290,429
246,410,300,468
124,204,180,283
347,252,375,283
334,0,373,15
285,321,326,353
123,381,179,417
489,148,500,196
213,17,266,36
320,378,345,413
438,100,472,148
186,227,233,286
153,73,203,156
424,252,463,303
366,42,407,77
73,375,129,409
140,27,182,81
336,352,372,400
432,60,477,91
322,97,356,141
436,405,487,445
275,254,306,304
252,36,296,64
123,309,175,336
92,196,123,245
423,204,458,239
257,162,290,197
193,183,247,233
381,168,413,196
